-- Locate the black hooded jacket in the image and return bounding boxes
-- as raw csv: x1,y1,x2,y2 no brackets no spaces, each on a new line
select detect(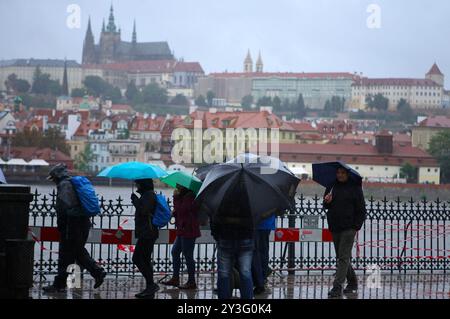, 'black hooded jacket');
323,181,367,233
132,180,158,239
